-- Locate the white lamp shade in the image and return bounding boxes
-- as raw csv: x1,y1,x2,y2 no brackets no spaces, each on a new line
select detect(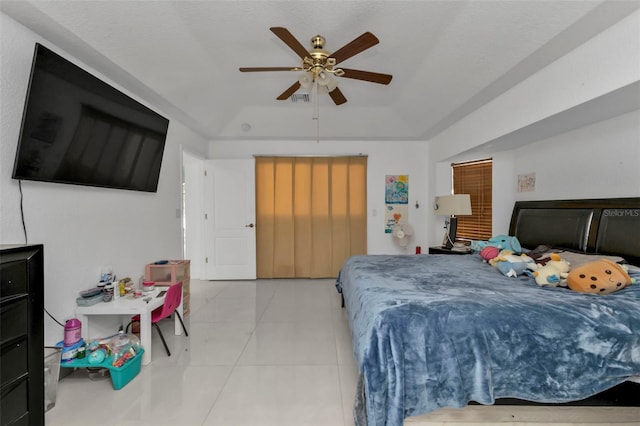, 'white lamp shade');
318,80,339,94
316,70,330,86
298,72,313,90
434,194,472,216
325,76,338,91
